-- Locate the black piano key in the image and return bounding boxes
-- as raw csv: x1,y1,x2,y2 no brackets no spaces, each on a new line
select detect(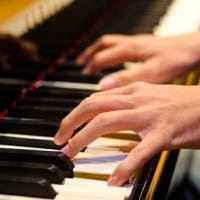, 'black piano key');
45,71,102,83
0,69,40,80
8,57,51,70
0,118,59,137
56,61,125,75
0,81,28,95
39,47,63,59
0,174,56,198
18,96,81,107
26,86,93,99
0,96,17,112
23,0,110,44
56,61,85,71
0,161,65,184
0,134,64,150
0,117,83,140
7,104,72,121
0,148,74,177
